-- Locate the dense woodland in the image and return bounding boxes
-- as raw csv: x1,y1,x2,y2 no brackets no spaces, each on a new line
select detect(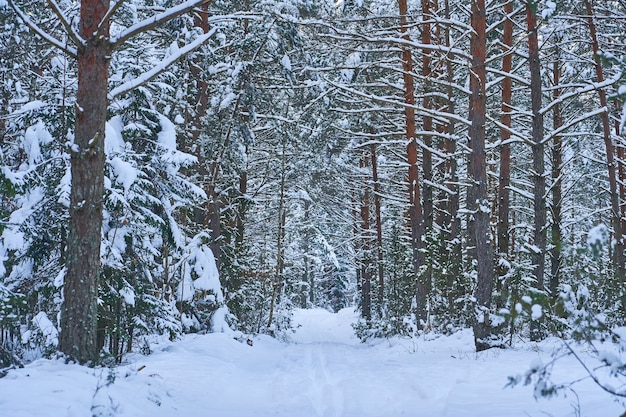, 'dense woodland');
1,0,626,374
